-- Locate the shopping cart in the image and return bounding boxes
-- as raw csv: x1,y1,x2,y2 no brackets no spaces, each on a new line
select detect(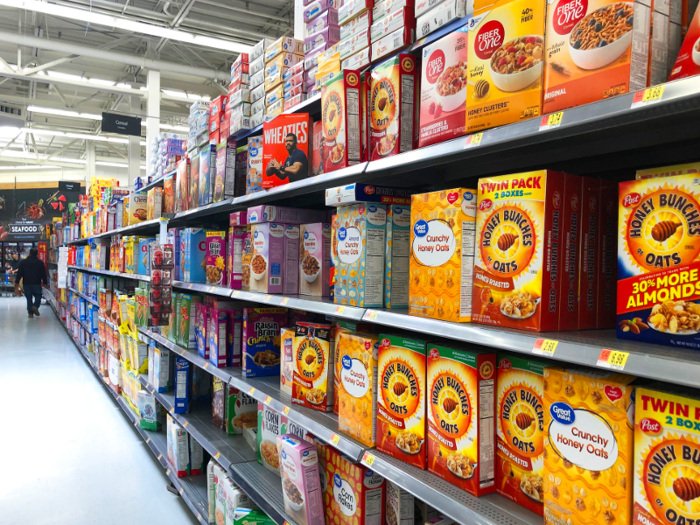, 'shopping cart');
0,273,14,297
